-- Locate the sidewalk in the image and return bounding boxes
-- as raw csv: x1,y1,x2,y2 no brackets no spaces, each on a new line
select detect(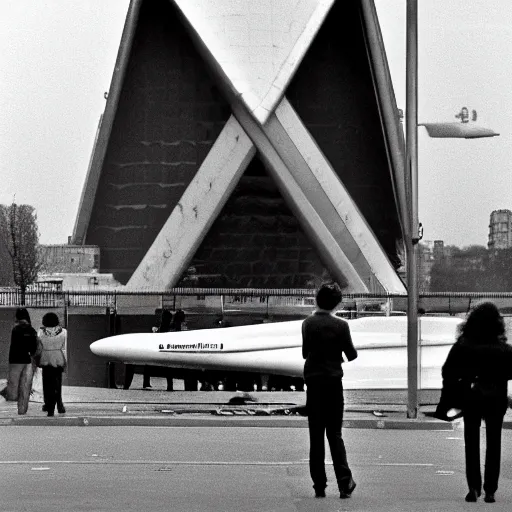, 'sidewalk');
2,378,512,428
